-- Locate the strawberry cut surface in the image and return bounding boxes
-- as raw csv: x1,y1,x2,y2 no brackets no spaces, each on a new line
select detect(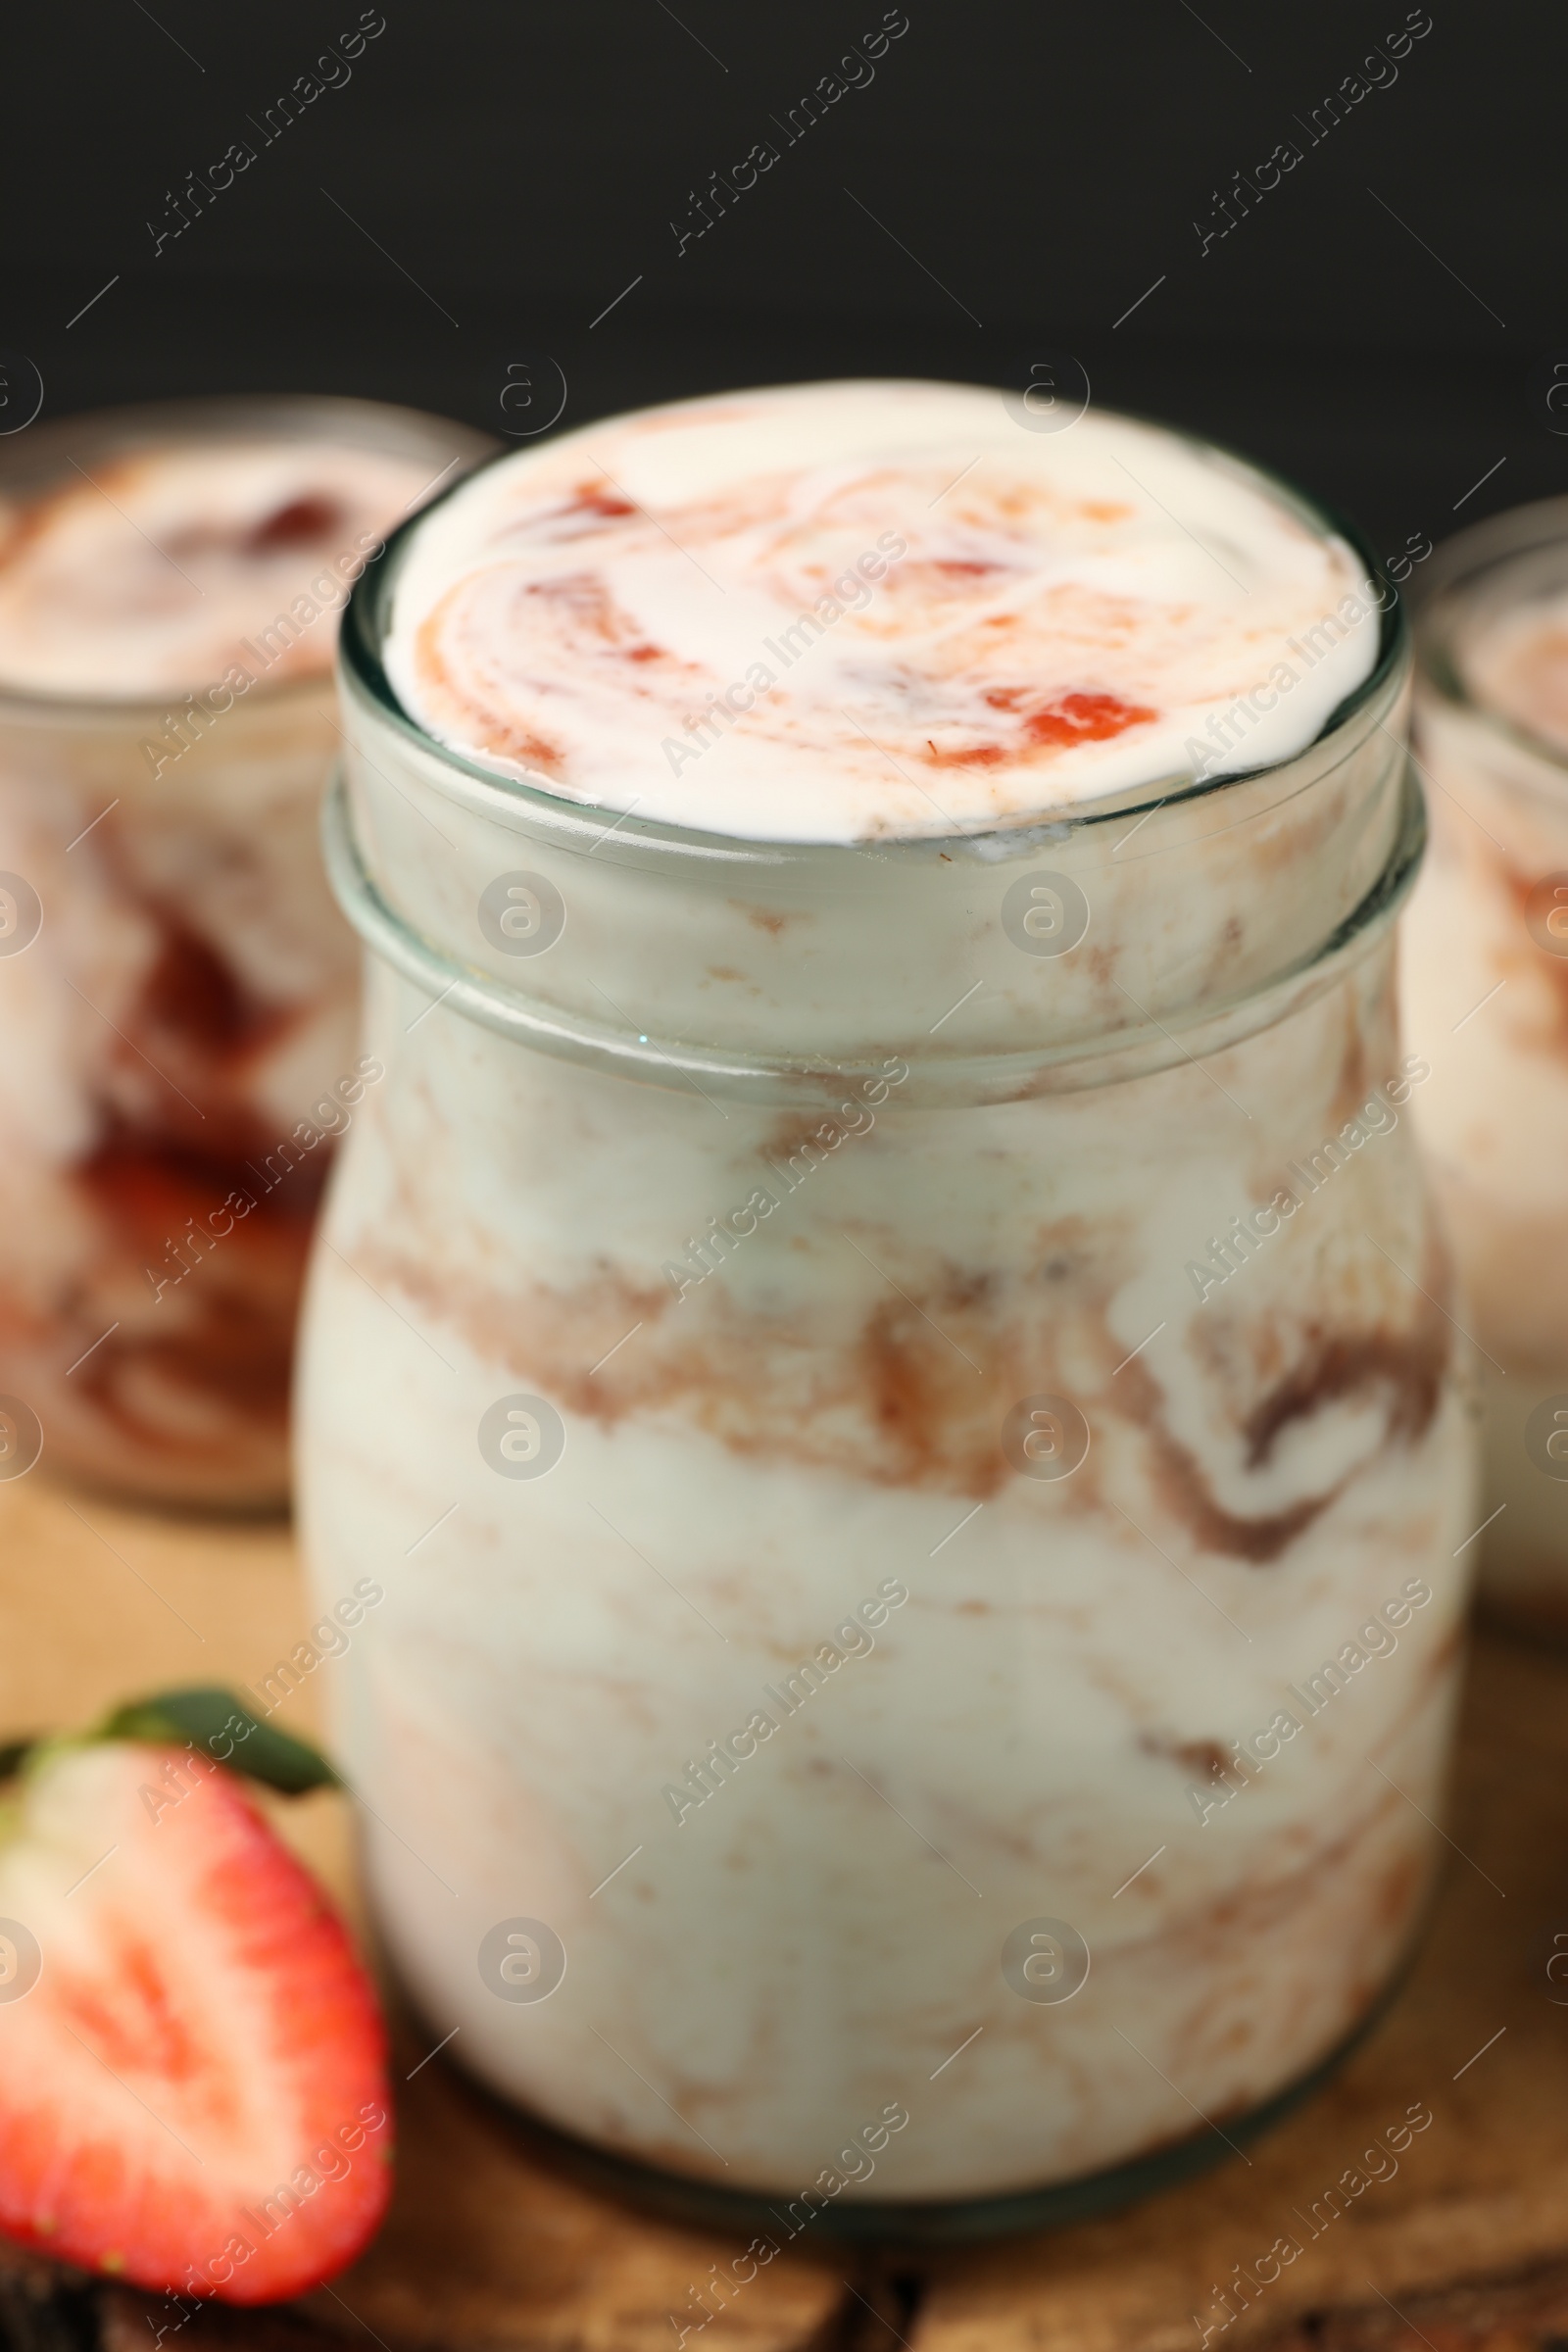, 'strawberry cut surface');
0,1741,391,2303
